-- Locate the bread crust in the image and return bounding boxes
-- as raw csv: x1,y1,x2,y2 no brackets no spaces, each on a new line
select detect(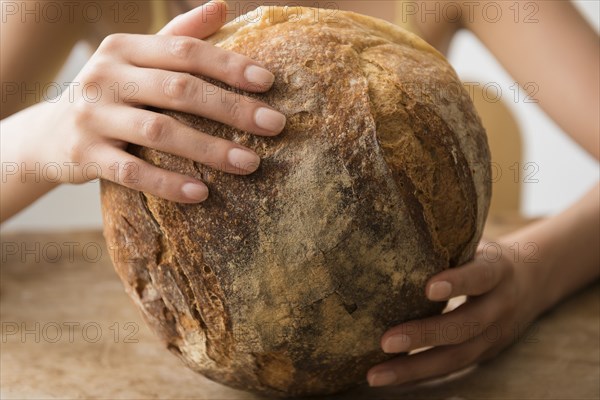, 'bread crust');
101,6,490,397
